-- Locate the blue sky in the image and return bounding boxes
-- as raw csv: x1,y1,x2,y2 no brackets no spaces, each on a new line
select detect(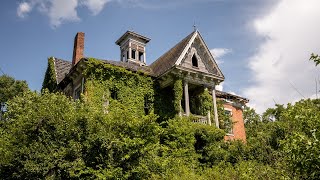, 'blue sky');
1,0,320,113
